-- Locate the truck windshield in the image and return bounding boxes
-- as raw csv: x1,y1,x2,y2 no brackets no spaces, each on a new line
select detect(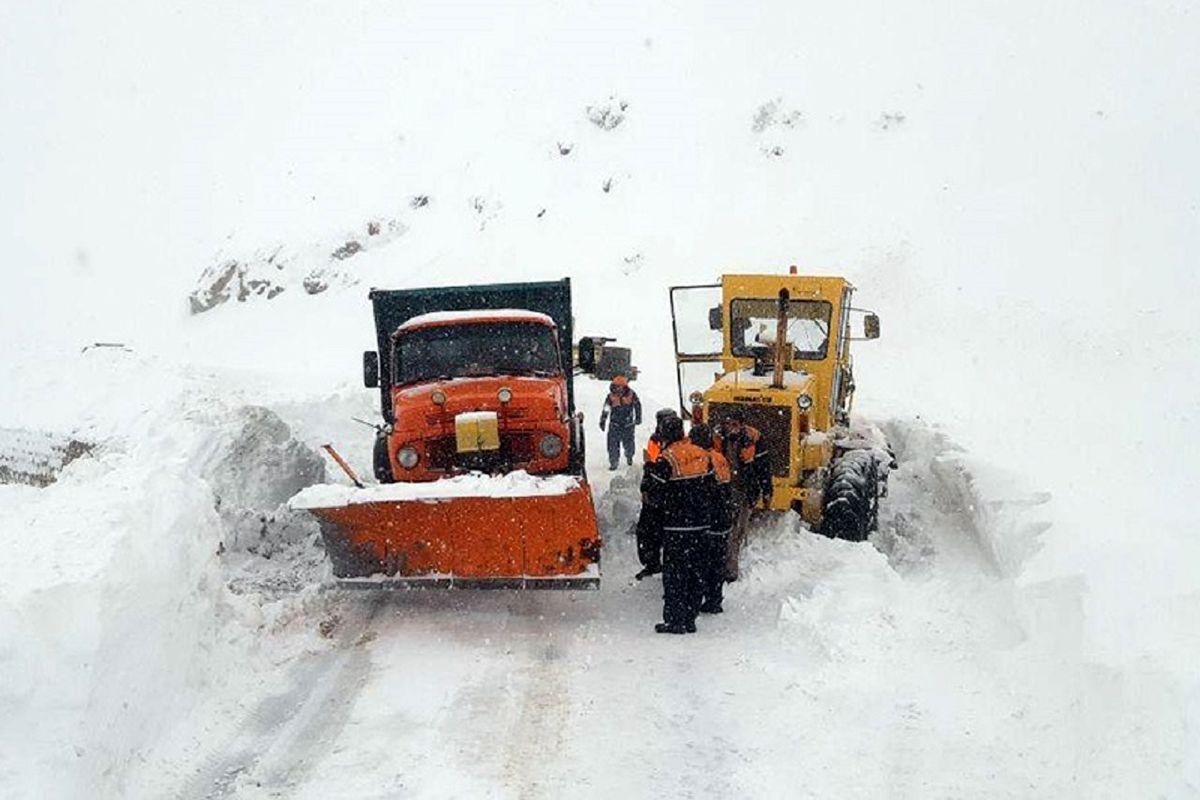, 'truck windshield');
394,322,561,385
730,298,833,360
